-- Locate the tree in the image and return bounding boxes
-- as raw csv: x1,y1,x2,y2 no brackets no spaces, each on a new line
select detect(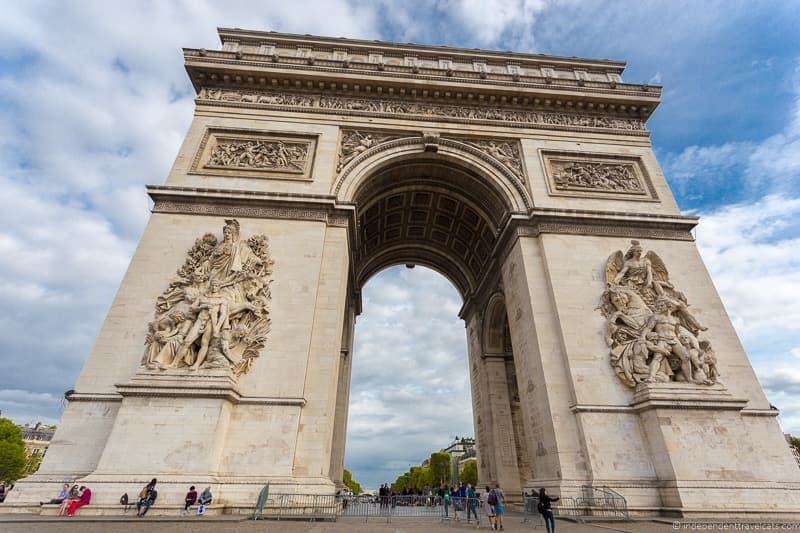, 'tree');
461,459,478,486
0,419,26,484
342,469,362,495
788,434,800,452
429,452,451,486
